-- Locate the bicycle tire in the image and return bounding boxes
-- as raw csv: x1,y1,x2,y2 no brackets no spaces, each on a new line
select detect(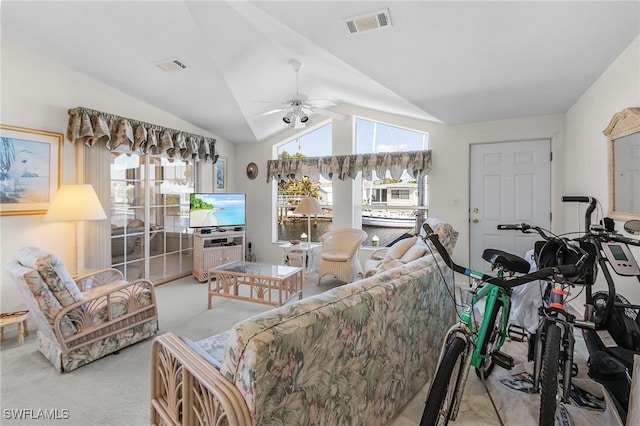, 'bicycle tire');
475,301,505,379
539,323,561,425
421,336,467,426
